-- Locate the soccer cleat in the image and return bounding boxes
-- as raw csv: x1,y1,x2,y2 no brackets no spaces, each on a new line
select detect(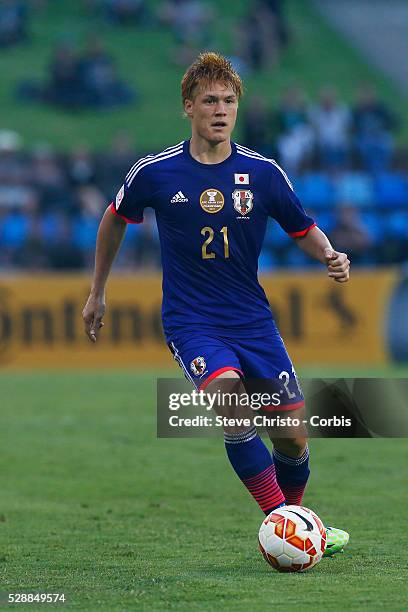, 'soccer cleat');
323,526,349,557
